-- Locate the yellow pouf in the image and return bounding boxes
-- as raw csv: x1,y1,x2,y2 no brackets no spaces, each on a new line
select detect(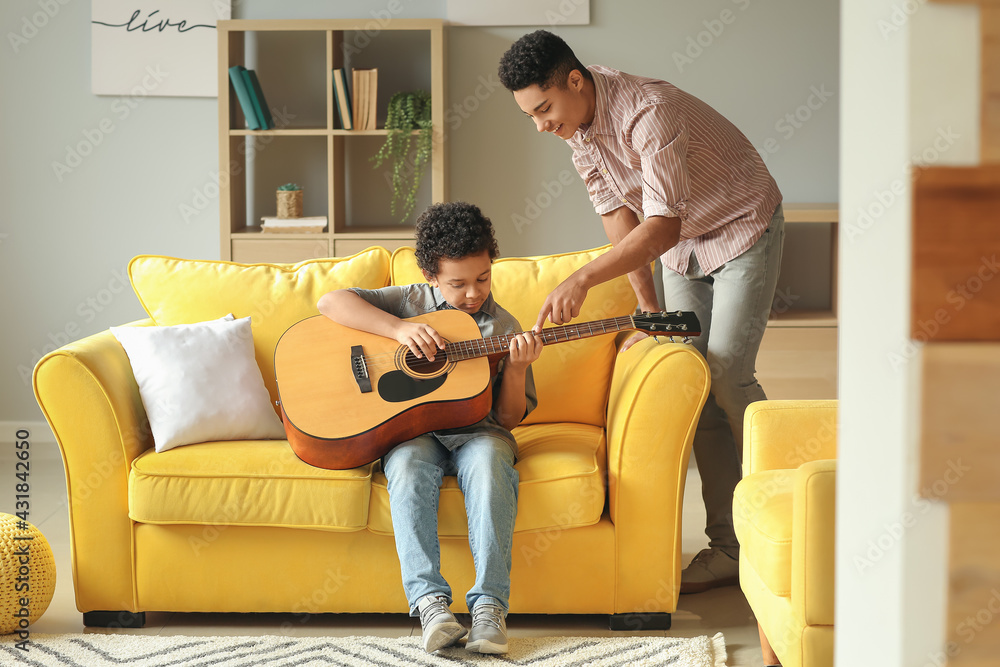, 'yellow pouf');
0,513,56,635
